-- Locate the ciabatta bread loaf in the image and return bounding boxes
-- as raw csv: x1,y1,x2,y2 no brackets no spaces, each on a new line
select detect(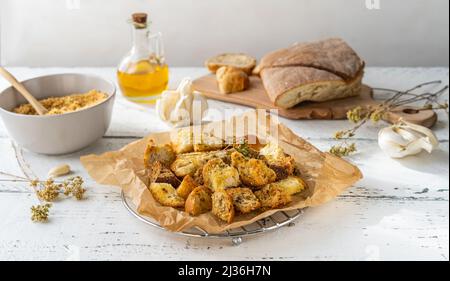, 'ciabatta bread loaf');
255,38,365,109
